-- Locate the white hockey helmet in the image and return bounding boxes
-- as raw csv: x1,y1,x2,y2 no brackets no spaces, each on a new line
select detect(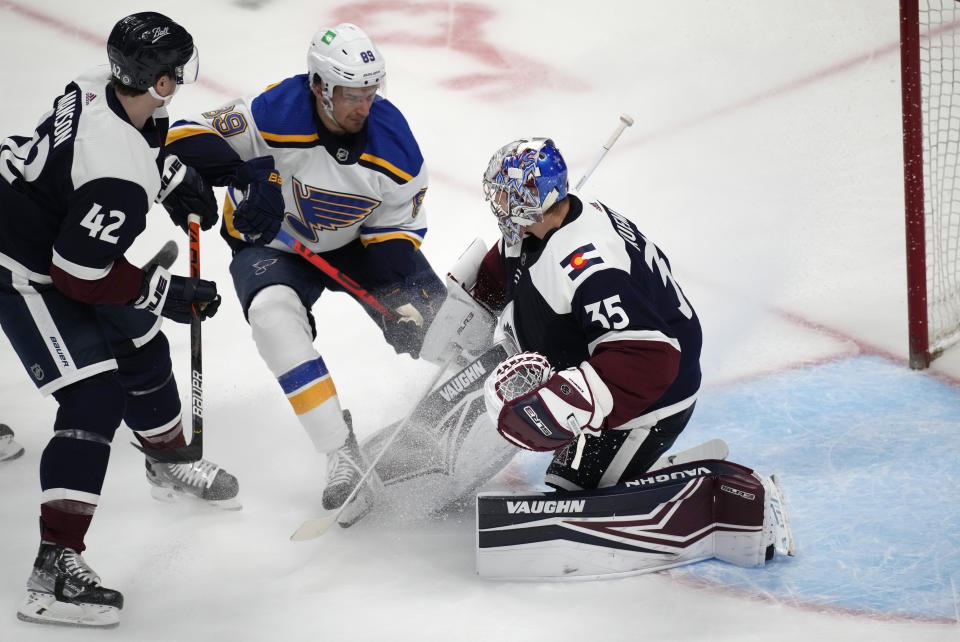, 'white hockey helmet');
307,23,385,119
